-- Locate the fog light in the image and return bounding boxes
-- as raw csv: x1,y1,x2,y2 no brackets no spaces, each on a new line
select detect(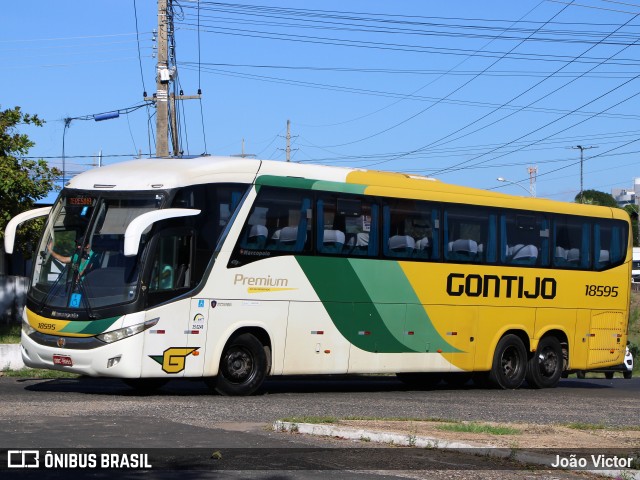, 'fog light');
107,356,122,368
